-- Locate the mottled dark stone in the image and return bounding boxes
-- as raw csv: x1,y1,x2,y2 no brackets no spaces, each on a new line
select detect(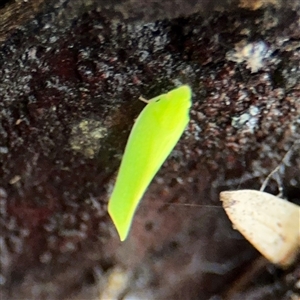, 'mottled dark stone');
0,0,299,299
